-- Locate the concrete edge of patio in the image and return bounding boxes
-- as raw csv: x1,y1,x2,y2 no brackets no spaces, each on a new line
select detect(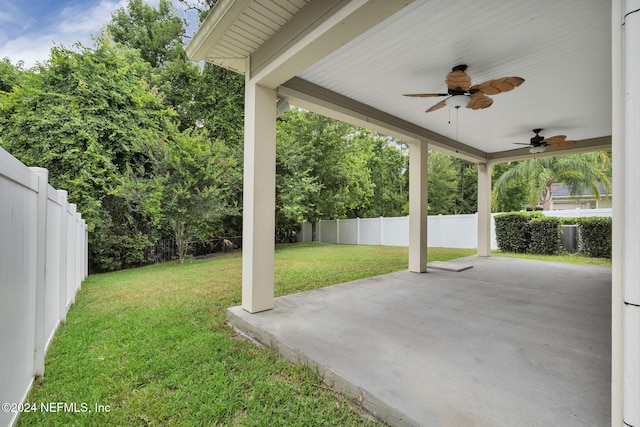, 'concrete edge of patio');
226,305,419,426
